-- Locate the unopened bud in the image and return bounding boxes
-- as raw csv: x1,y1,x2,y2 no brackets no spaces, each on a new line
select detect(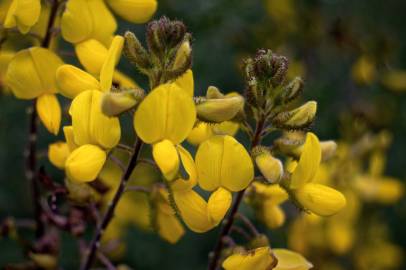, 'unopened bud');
273,101,317,130
101,89,144,117
281,77,304,104
124,31,151,72
253,146,283,184
274,137,303,158
206,86,224,99
196,95,244,123
320,140,337,161
173,39,192,70
29,252,57,269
